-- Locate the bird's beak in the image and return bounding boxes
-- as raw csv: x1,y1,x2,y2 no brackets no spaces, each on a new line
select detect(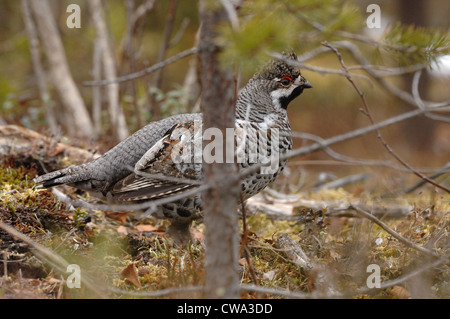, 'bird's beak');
303,81,313,89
